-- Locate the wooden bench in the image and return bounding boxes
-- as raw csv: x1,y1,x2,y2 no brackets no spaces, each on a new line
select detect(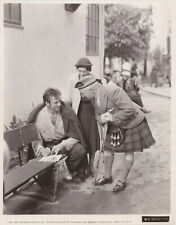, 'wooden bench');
3,123,66,202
